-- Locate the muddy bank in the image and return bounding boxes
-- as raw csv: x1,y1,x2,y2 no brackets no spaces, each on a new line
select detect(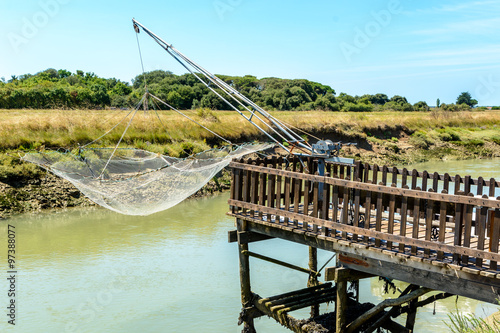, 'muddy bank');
0,169,232,219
